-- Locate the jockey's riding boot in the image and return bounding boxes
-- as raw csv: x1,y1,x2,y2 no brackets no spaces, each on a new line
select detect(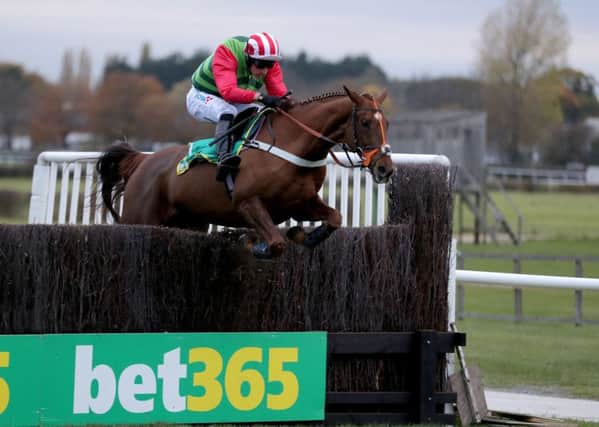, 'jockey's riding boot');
215,113,241,181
